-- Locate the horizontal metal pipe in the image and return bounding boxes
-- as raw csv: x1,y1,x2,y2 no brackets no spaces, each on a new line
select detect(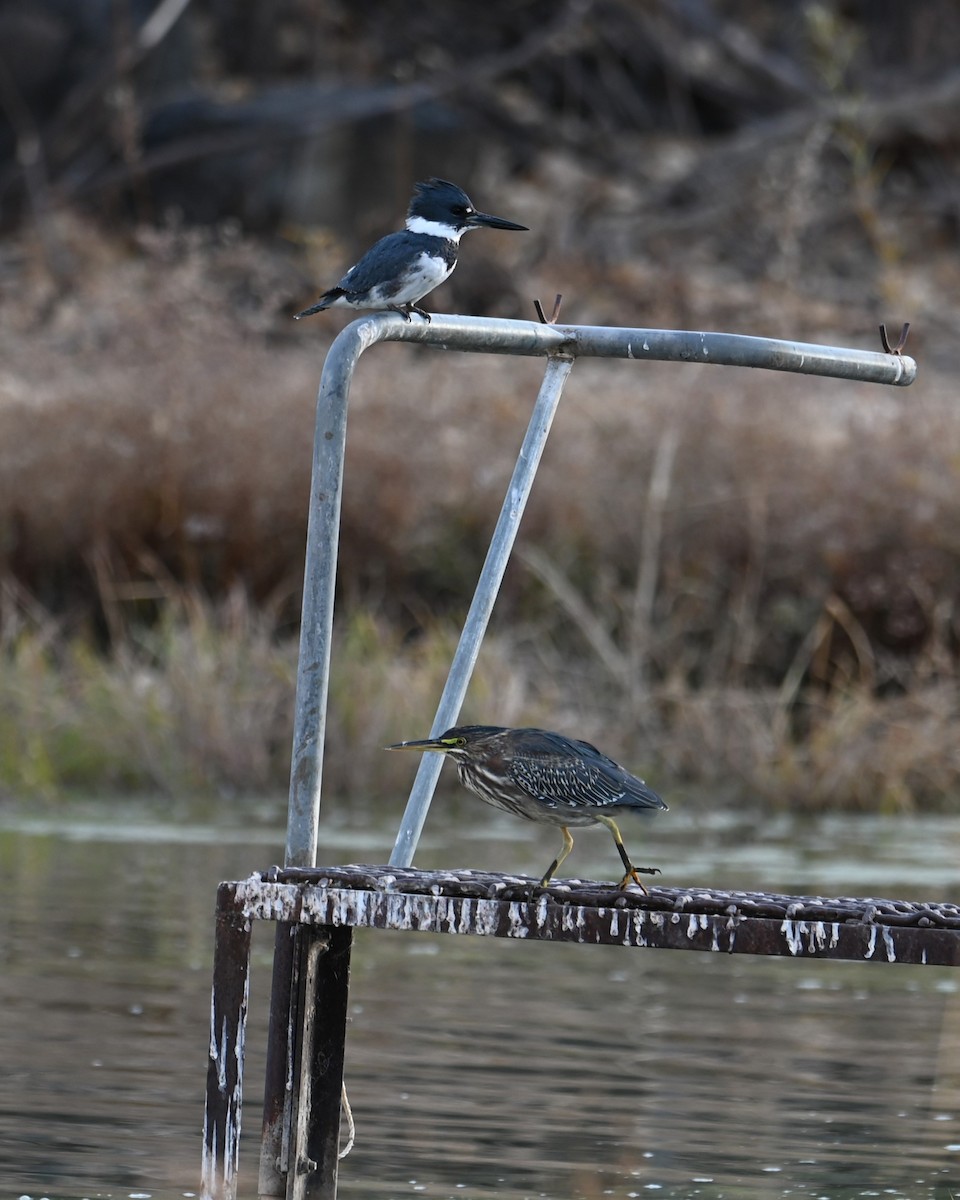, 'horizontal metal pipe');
564,324,918,386
325,310,572,357
330,311,916,385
